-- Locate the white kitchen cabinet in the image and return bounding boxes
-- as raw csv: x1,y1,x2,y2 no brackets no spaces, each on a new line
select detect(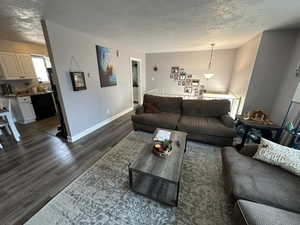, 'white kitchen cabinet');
0,52,36,80
11,96,36,124
0,52,22,78
16,54,36,78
